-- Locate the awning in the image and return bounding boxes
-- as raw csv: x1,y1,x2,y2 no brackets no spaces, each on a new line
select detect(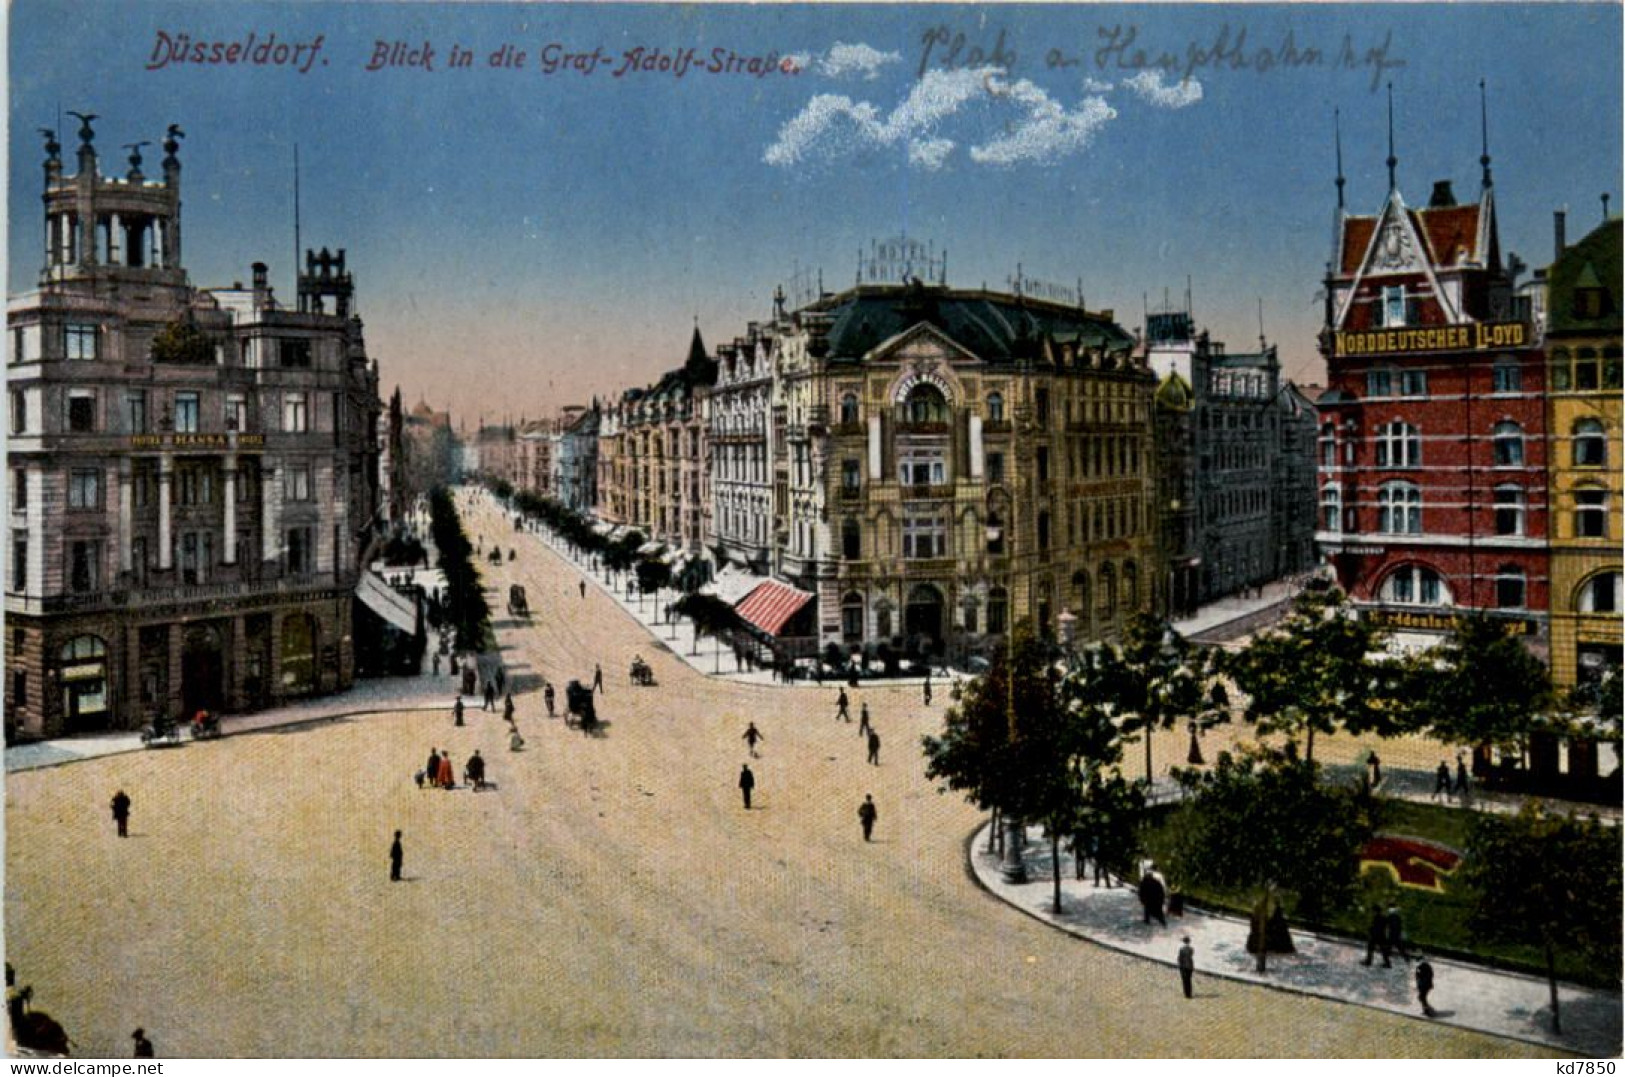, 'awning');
712,563,765,605
356,571,420,635
734,580,815,637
